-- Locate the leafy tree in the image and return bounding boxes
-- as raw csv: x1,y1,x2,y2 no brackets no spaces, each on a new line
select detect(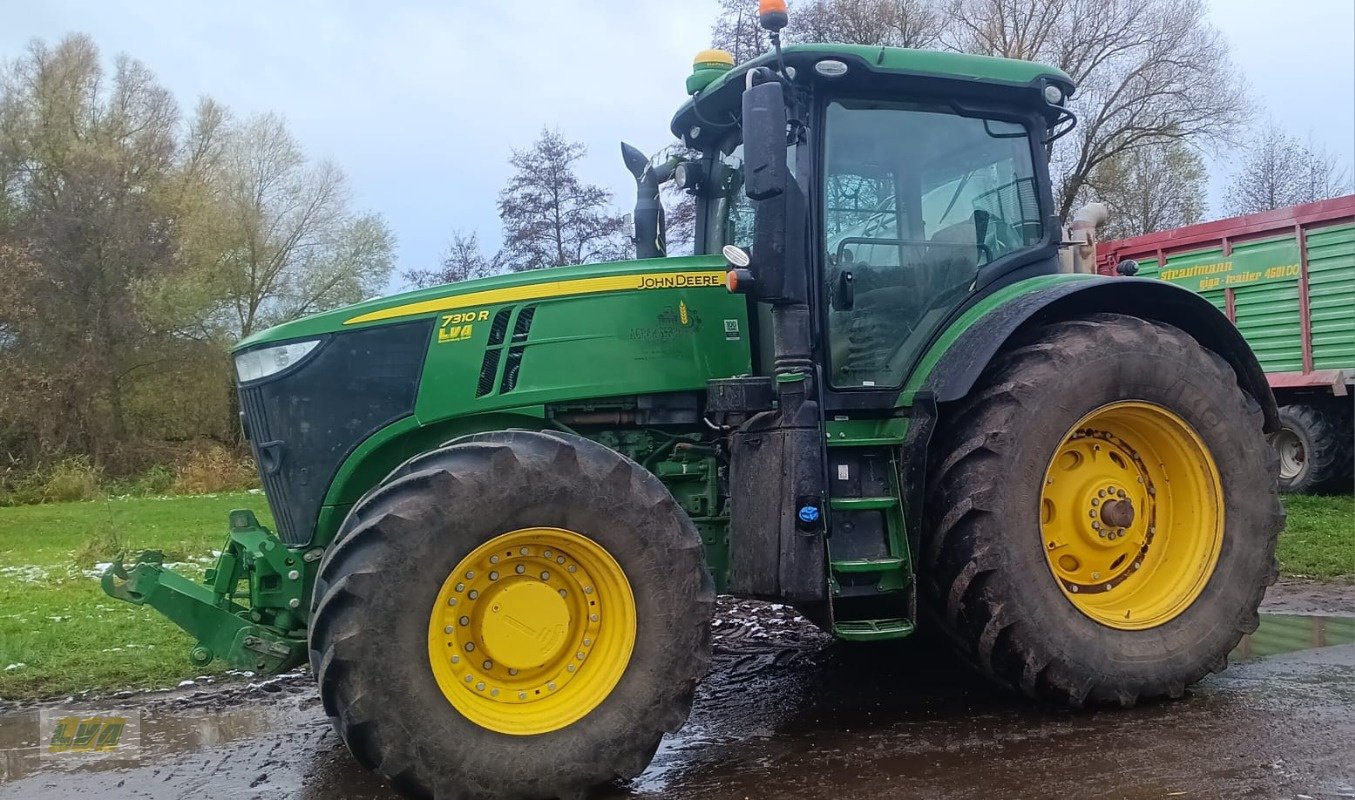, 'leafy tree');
496,128,627,272
208,113,394,338
0,34,187,460
1087,139,1206,240
1224,122,1351,216
403,229,501,288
